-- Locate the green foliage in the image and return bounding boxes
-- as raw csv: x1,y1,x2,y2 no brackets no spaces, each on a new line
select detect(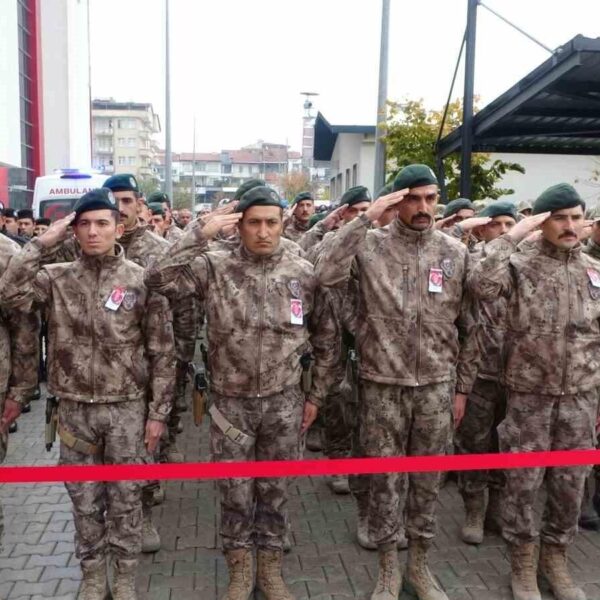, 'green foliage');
381,98,525,201
137,177,159,198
